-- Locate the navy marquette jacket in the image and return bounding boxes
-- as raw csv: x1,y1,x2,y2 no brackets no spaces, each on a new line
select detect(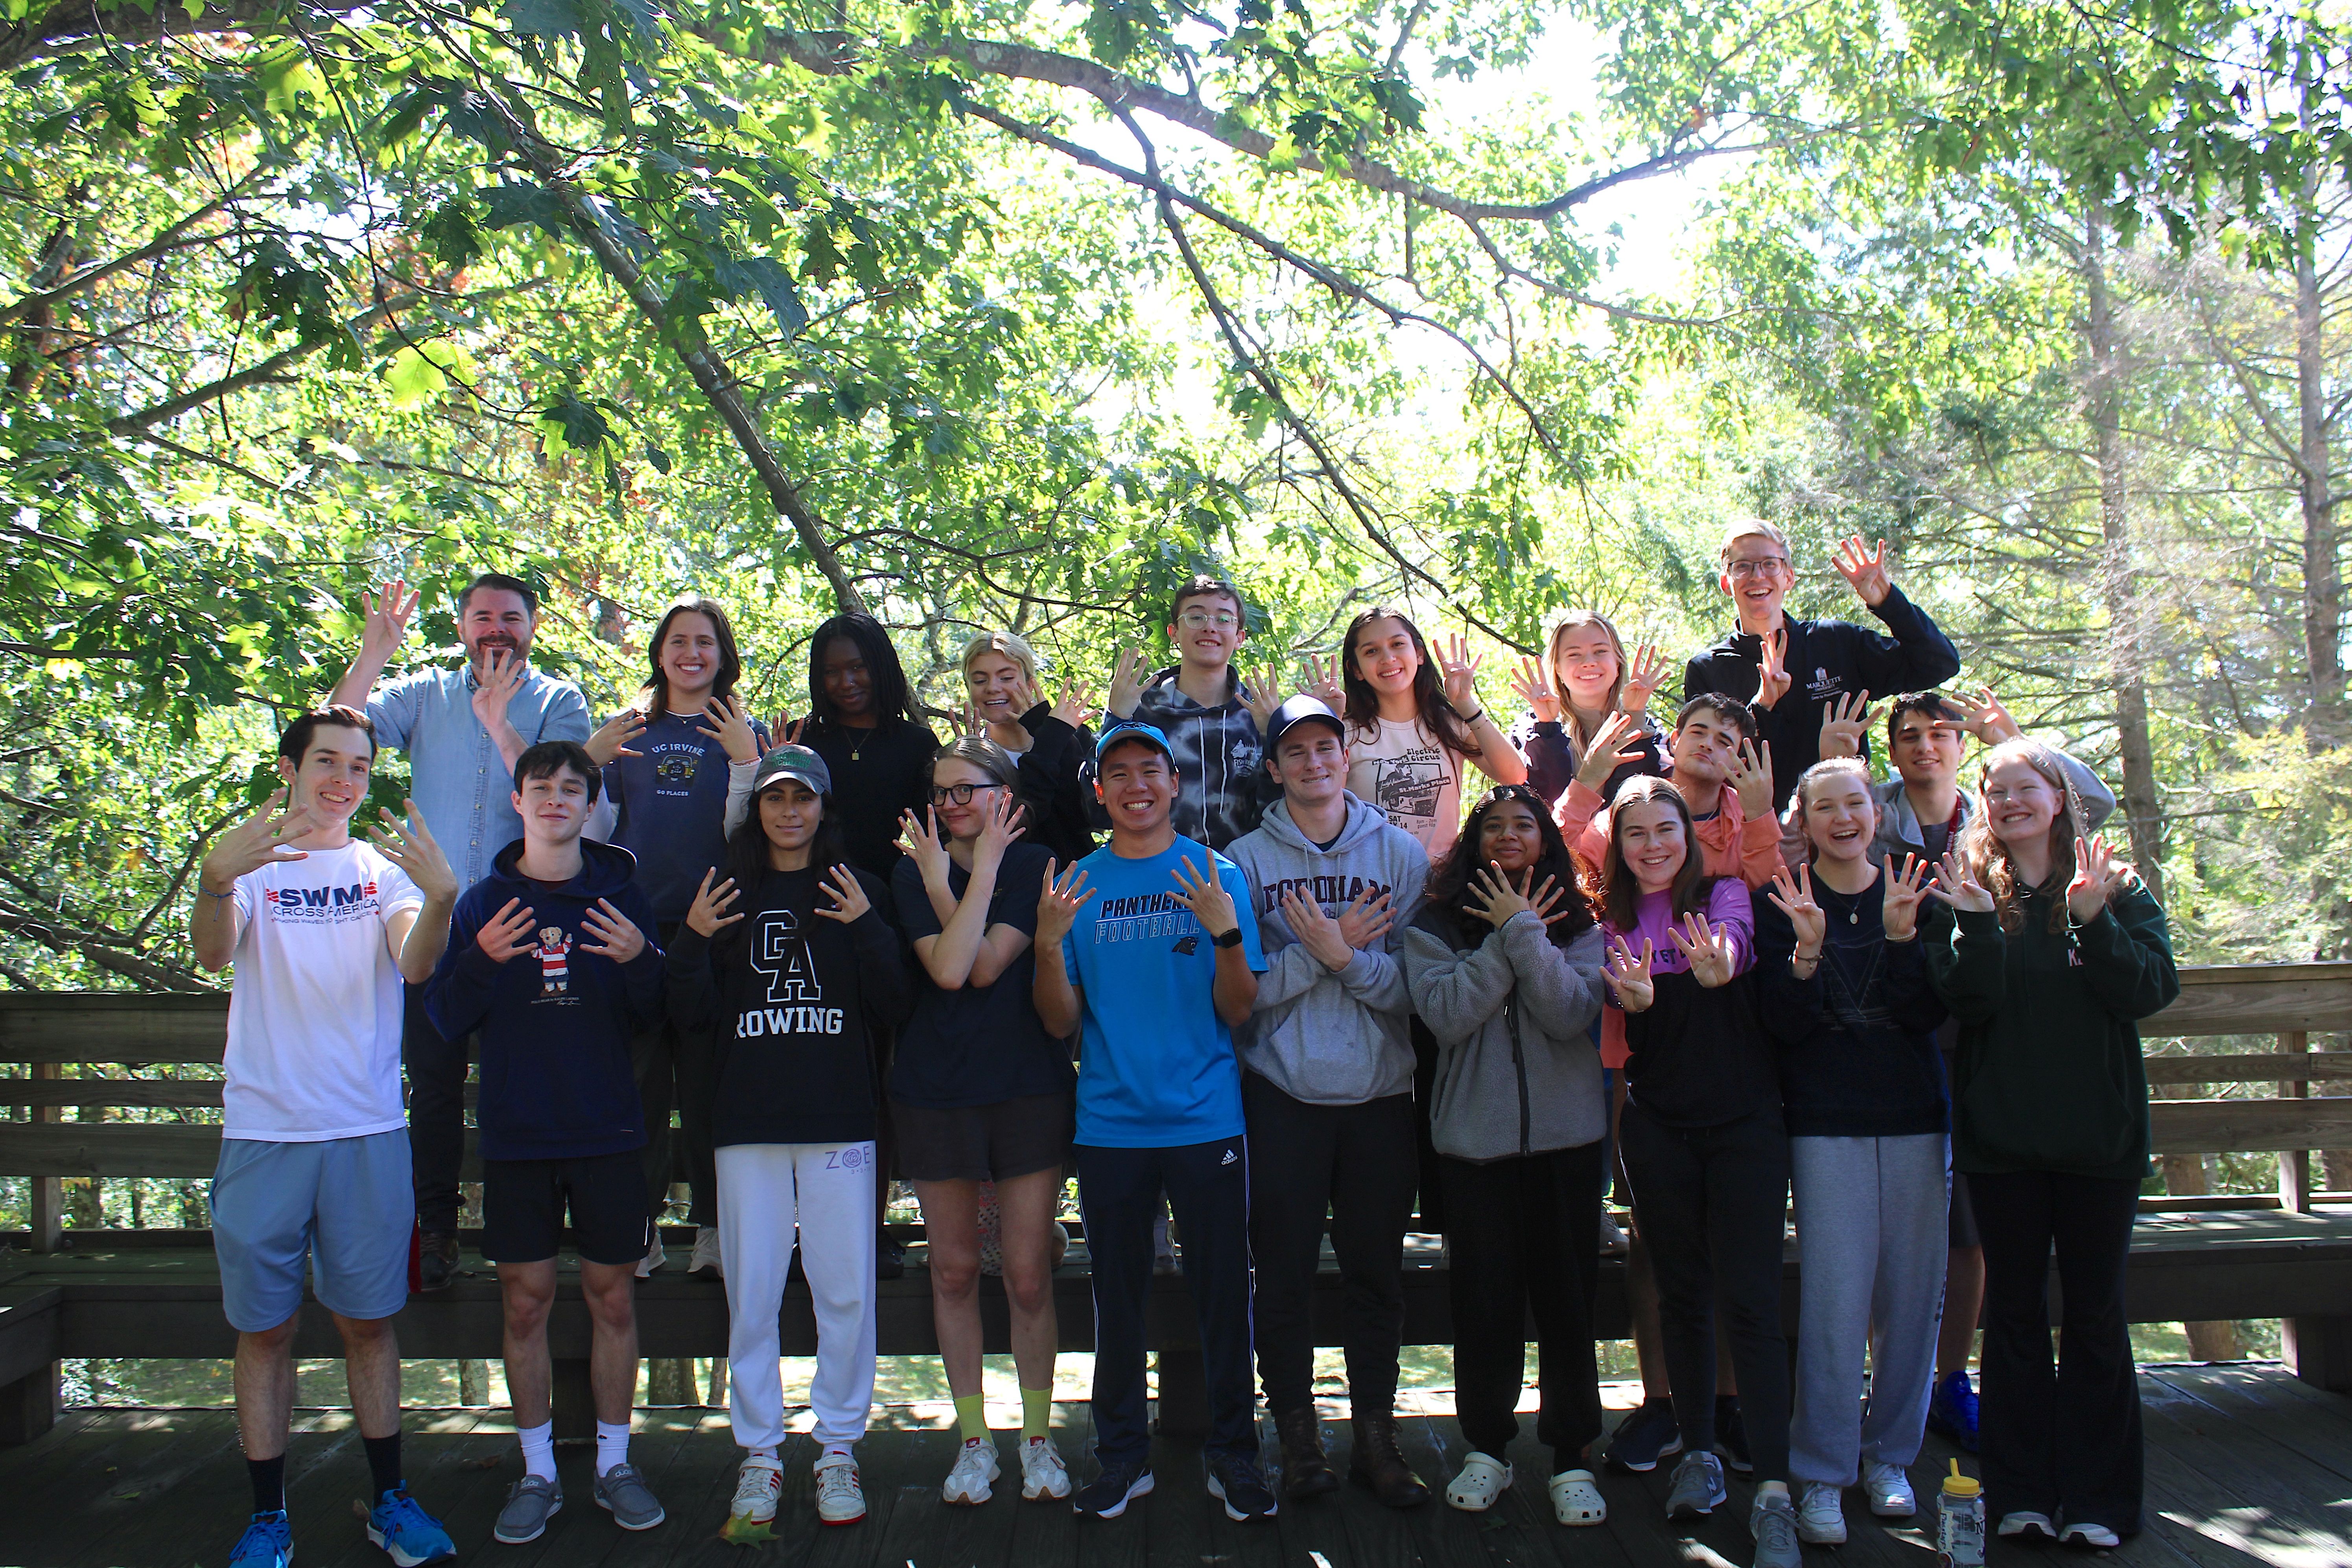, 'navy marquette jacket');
1682,584,1961,808
426,838,664,1161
